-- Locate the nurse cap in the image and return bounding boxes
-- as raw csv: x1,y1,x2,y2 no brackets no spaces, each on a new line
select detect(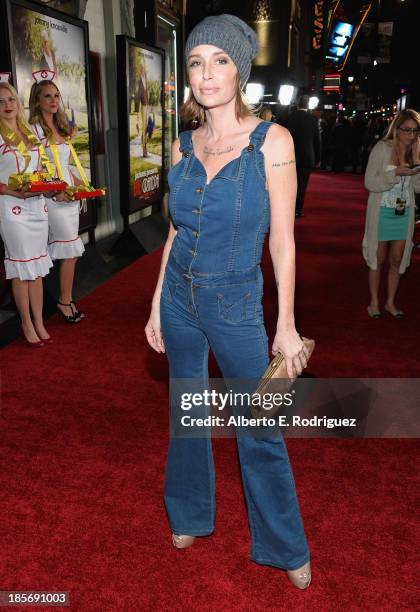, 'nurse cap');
32,70,56,83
